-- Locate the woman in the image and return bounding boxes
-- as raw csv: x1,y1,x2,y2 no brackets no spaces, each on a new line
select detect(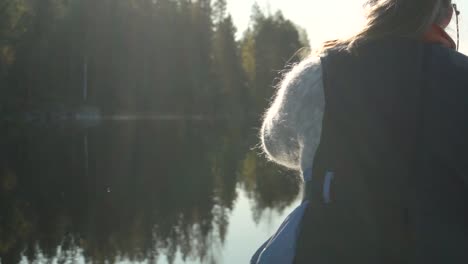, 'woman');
254,0,468,263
